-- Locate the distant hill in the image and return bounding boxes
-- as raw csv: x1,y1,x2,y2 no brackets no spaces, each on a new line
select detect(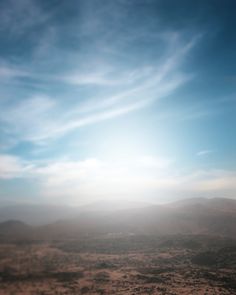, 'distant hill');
0,200,150,225
0,204,78,225
0,197,236,240
0,220,31,239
